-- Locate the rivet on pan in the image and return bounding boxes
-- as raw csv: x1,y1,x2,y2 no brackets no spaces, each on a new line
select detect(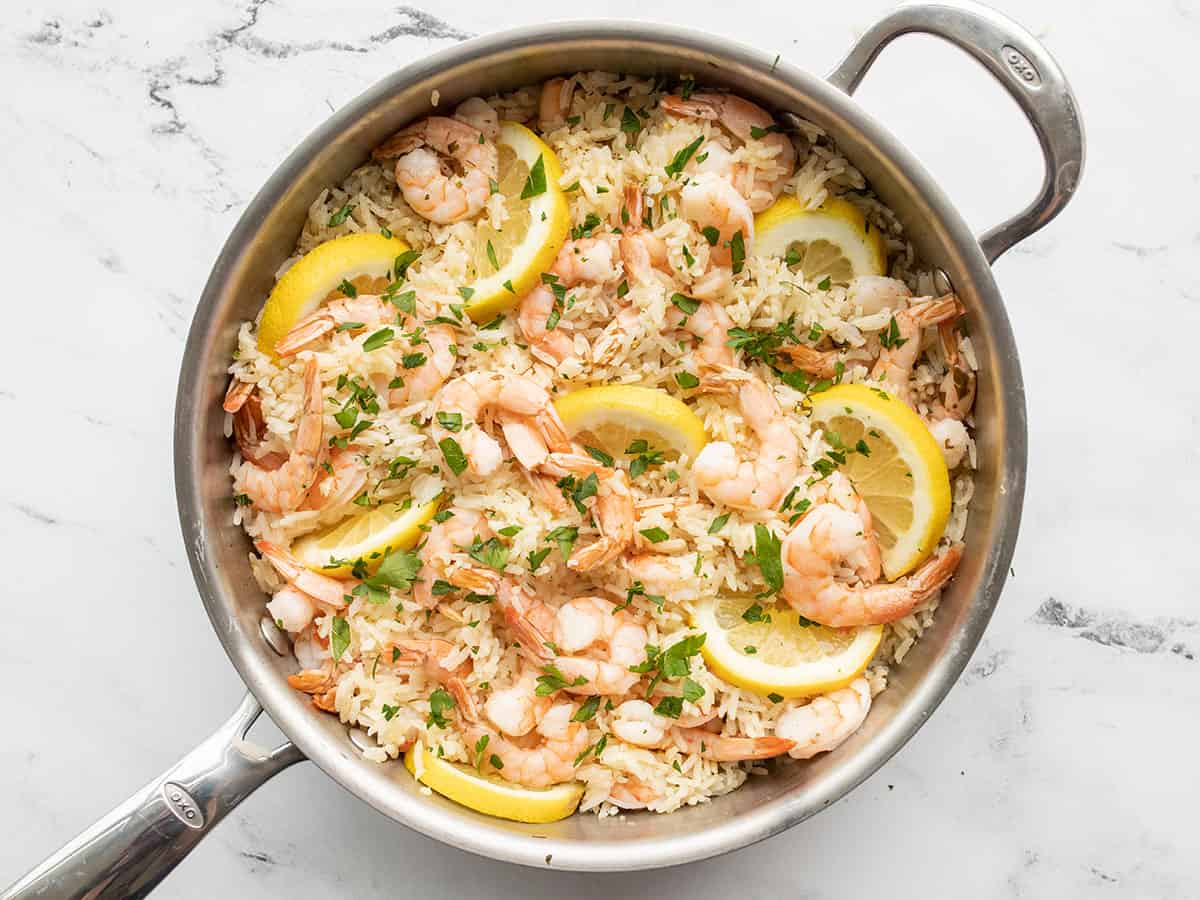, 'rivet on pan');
347,728,374,753
259,615,291,657
933,268,955,296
